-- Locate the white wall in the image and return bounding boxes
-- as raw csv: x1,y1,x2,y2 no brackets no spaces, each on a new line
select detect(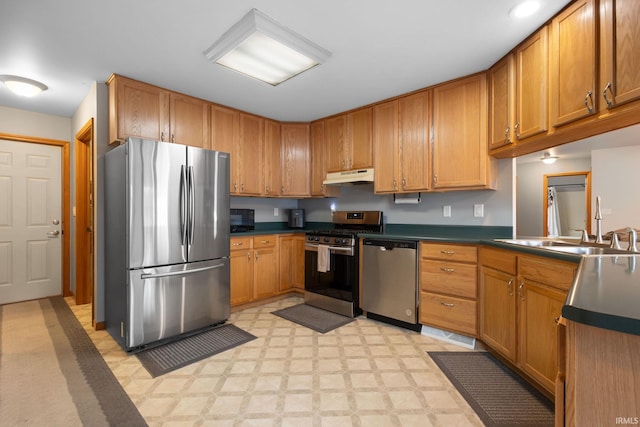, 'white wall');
300,158,514,226
592,145,640,232
0,106,70,141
